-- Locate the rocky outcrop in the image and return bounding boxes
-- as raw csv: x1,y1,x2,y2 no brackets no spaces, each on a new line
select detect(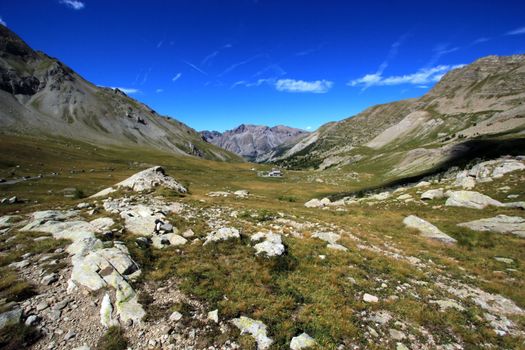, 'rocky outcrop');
455,157,525,189
203,227,240,245
21,210,146,325
403,215,456,244
91,166,187,197
445,190,524,210
251,232,285,257
458,215,525,237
